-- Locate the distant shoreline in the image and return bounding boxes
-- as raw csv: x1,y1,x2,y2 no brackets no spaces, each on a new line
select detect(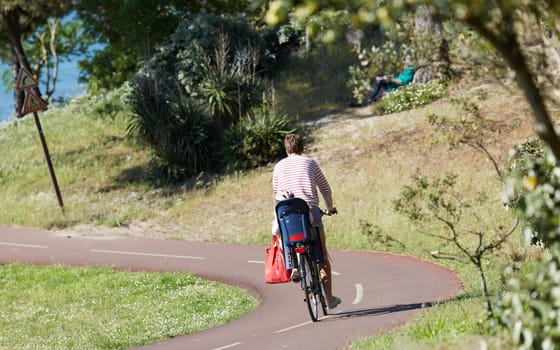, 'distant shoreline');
1,60,84,123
